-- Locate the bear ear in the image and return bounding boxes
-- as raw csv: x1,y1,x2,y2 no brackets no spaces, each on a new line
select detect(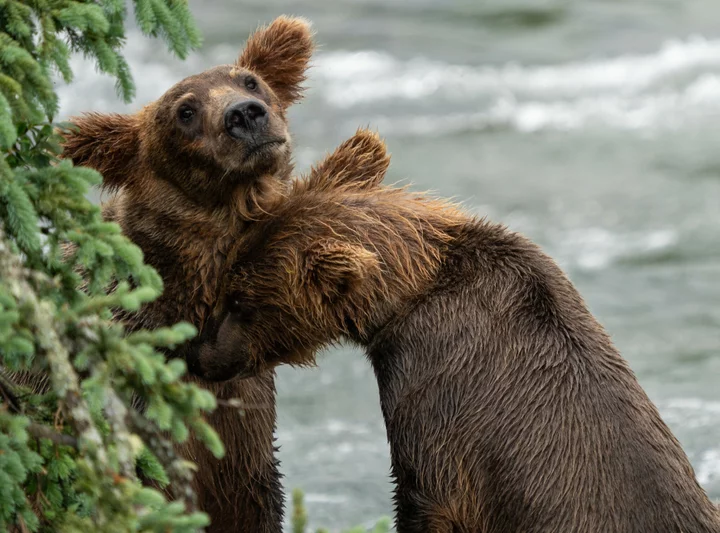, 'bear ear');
60,112,141,192
236,16,315,108
301,240,379,302
308,129,391,191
